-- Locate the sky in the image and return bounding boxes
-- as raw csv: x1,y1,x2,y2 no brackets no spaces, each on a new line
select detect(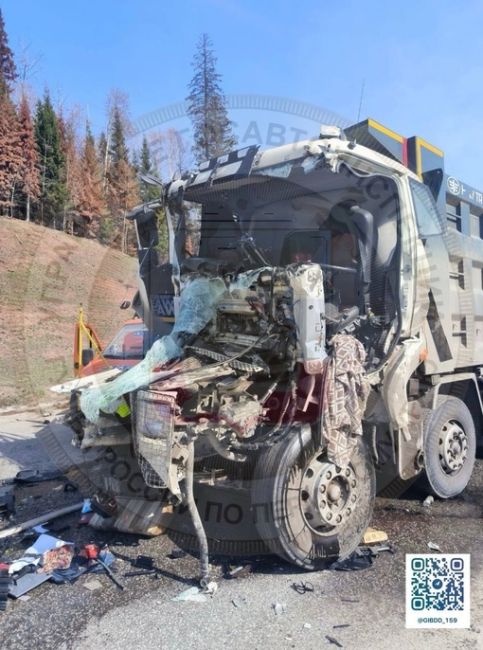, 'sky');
2,0,483,186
